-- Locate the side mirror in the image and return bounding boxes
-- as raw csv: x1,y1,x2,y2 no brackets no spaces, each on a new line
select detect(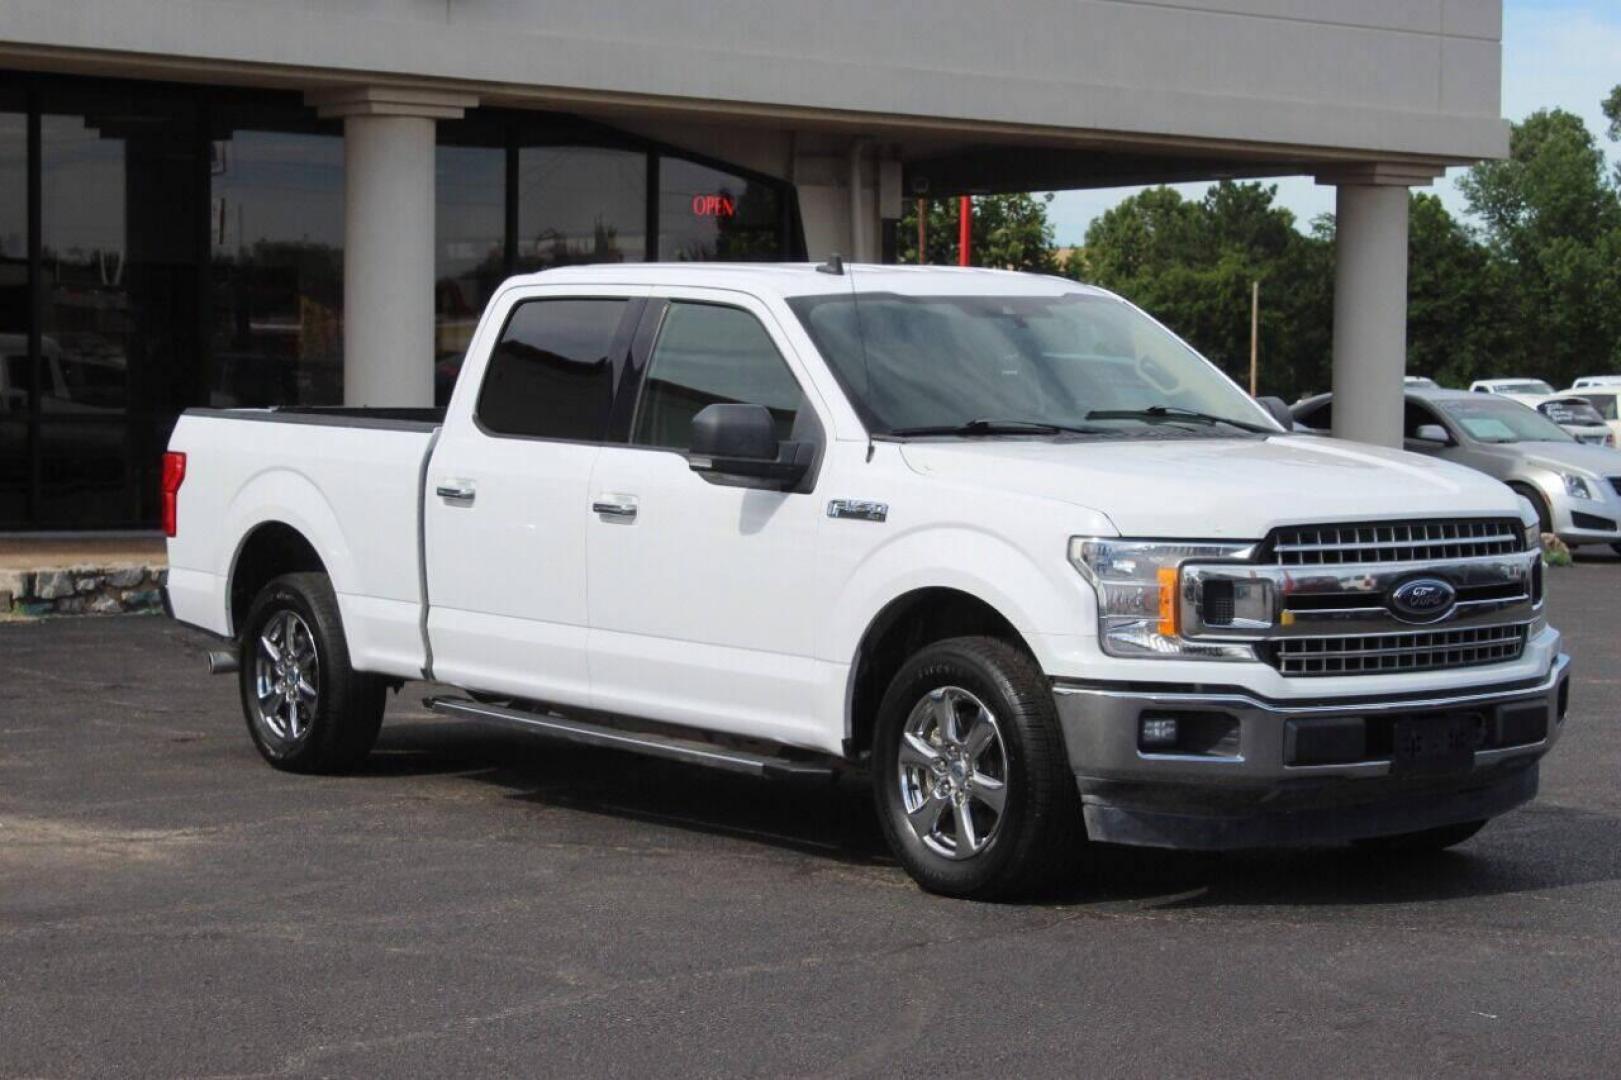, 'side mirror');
1256,395,1294,431
1413,424,1451,445
688,403,812,489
